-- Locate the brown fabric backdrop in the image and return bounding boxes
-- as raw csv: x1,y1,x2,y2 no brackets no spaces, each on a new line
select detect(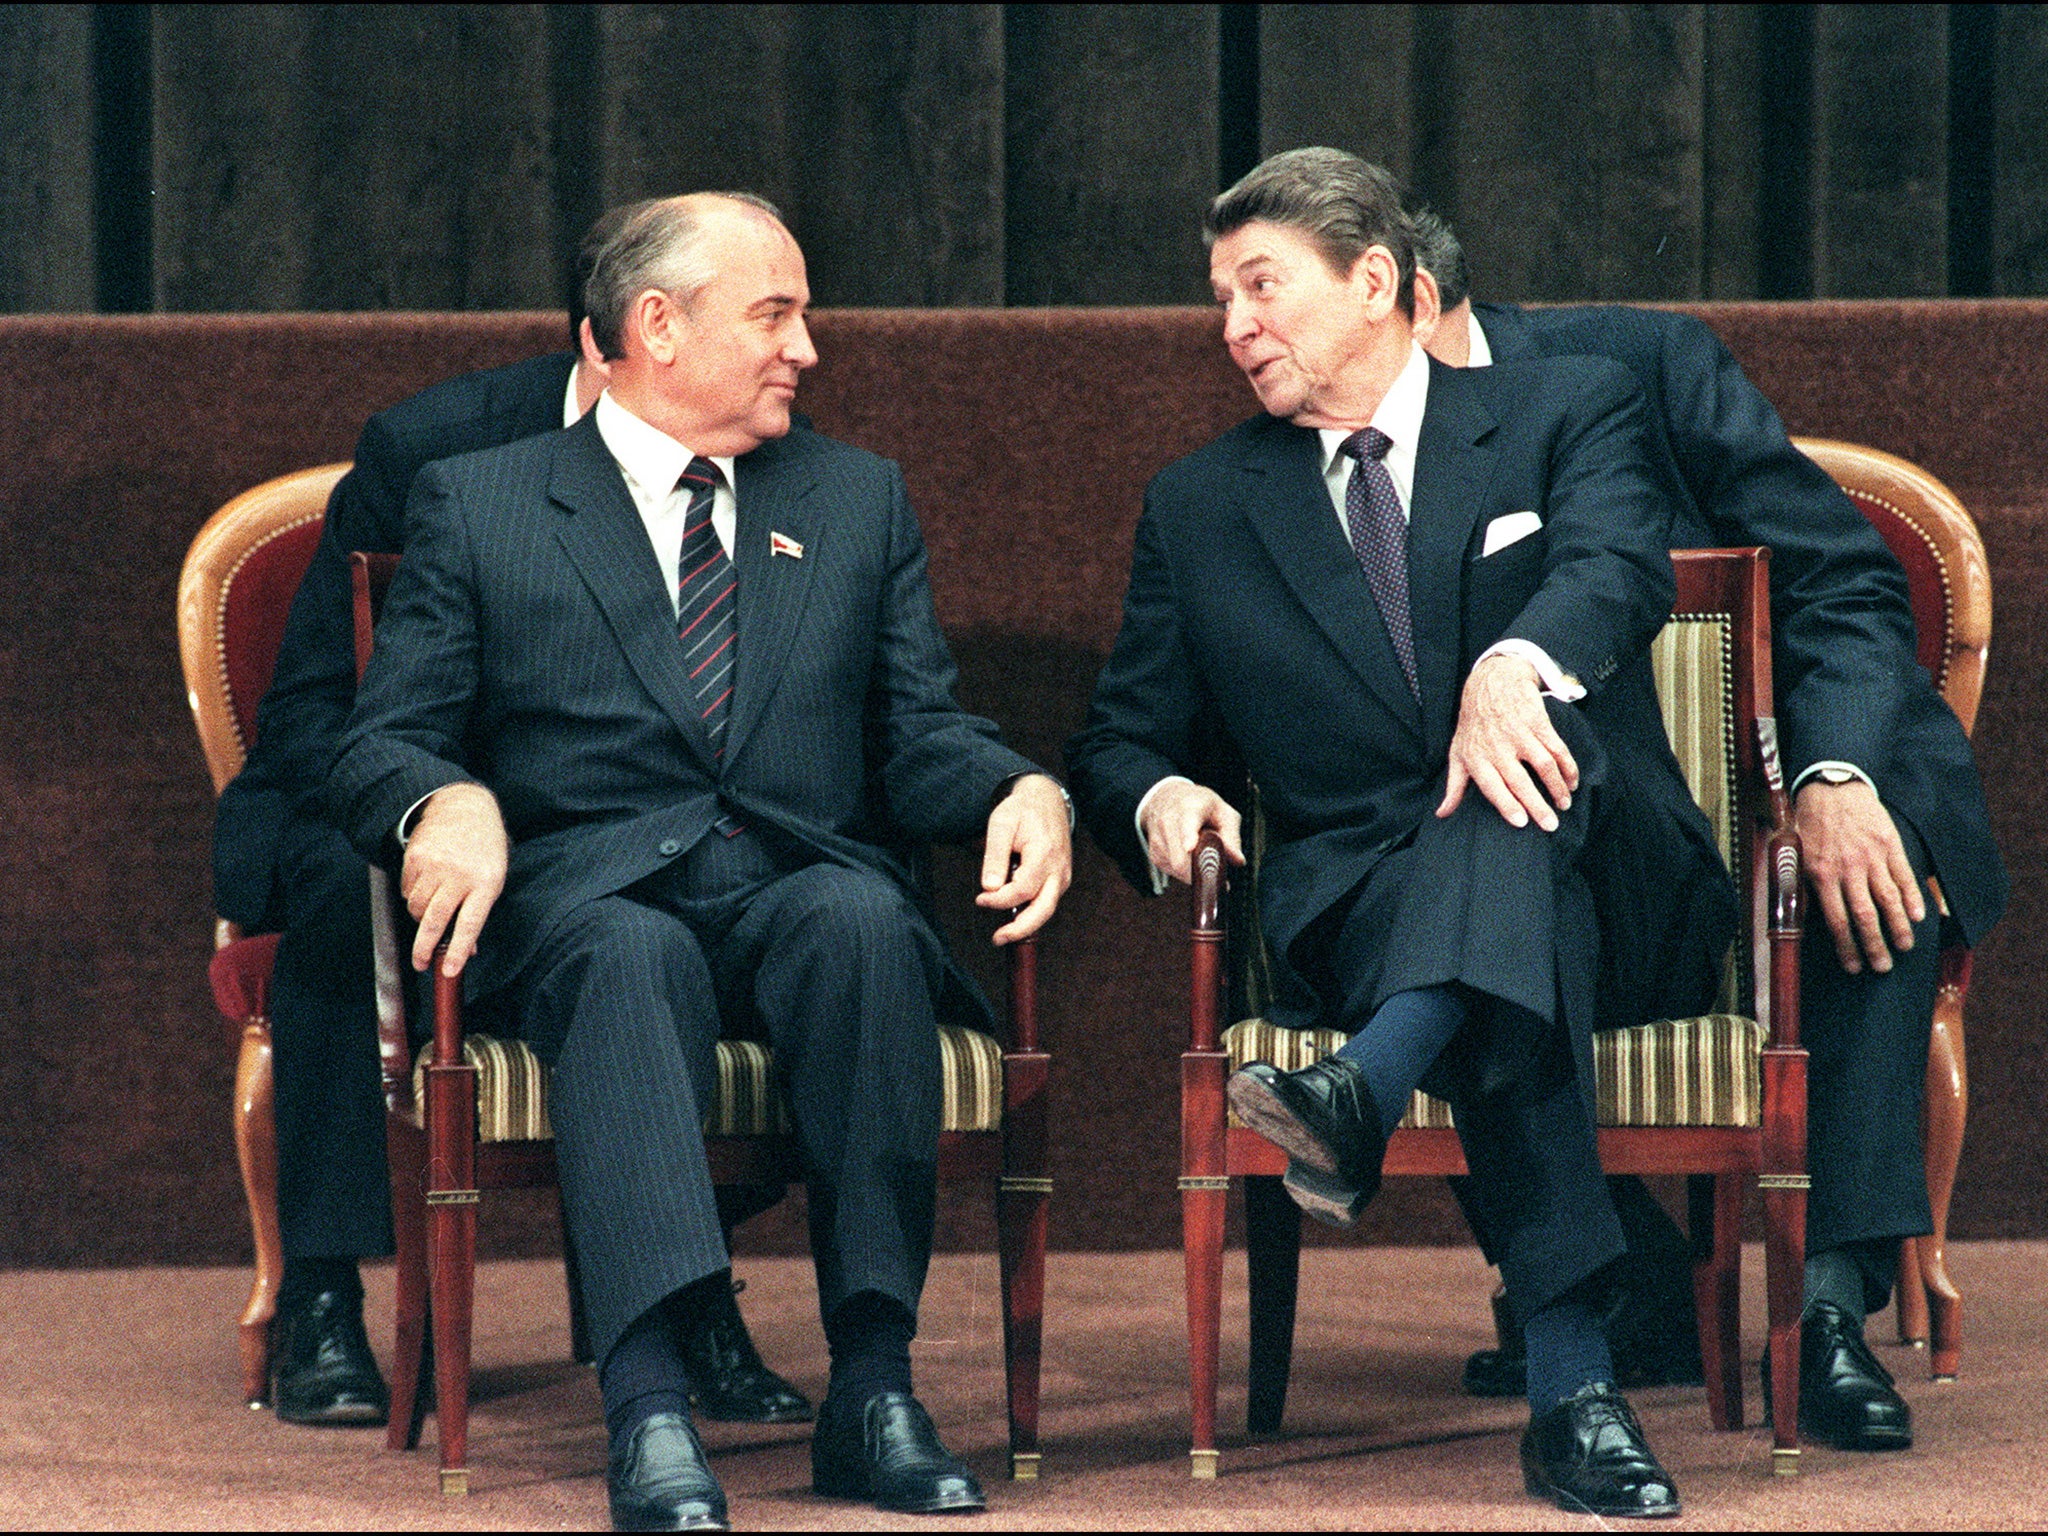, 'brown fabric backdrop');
0,302,2042,1269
